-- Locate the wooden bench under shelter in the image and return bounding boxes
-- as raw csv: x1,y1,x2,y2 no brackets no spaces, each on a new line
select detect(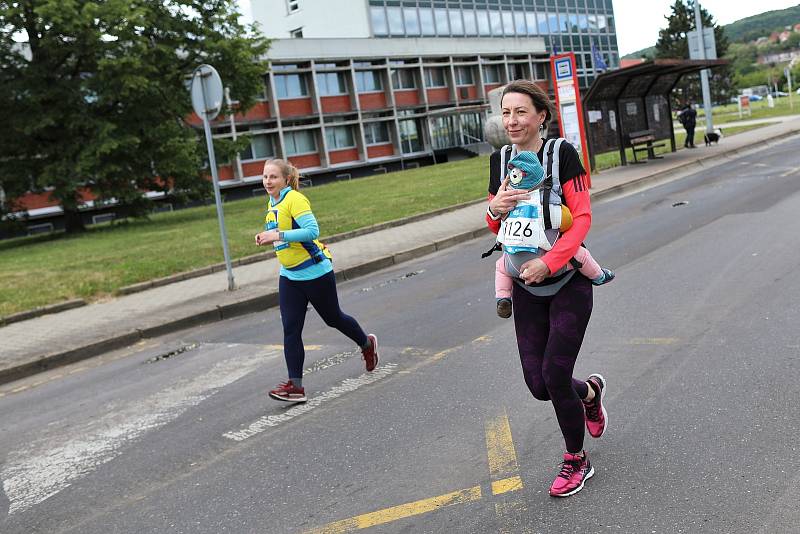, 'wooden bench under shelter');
625,129,667,163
